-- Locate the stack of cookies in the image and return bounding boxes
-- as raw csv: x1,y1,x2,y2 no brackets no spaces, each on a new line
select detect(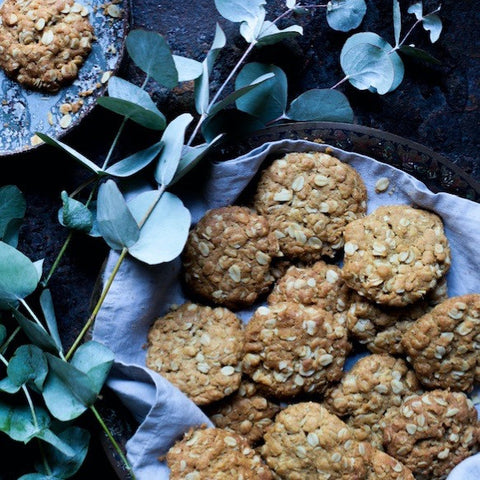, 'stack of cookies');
144,150,480,479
